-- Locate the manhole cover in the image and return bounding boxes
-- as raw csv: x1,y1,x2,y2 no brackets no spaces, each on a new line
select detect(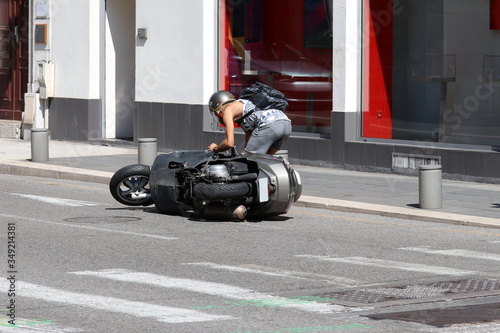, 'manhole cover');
314,279,500,304
63,216,142,224
363,302,500,327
